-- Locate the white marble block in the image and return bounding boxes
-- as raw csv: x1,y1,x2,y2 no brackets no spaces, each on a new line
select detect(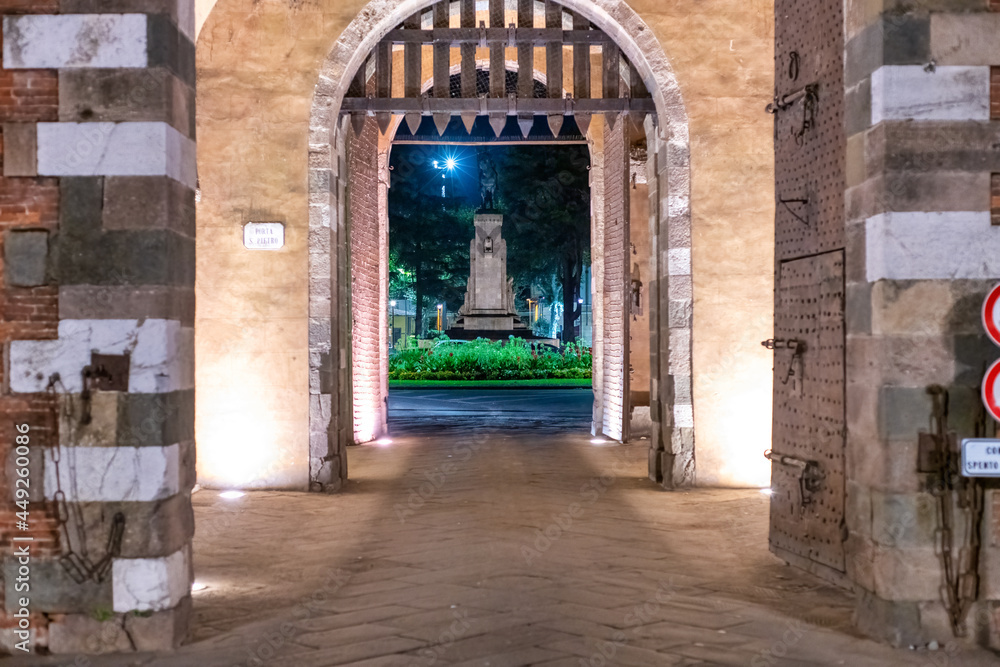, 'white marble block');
3,14,147,69
667,248,691,276
113,548,190,612
44,444,180,503
865,212,1000,281
9,319,194,394
37,122,197,190
871,65,990,124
